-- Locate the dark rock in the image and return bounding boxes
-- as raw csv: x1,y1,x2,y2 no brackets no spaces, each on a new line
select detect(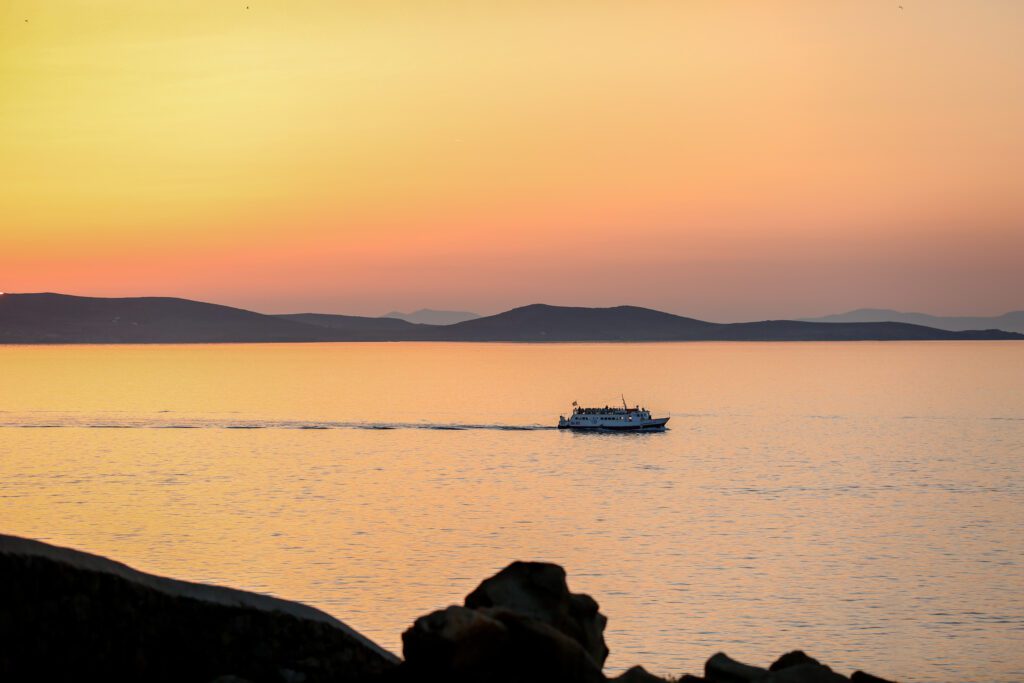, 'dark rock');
400,604,604,682
850,672,897,683
770,651,822,671
0,534,398,683
401,605,512,674
705,652,769,682
0,534,912,683
610,665,672,682
279,669,309,683
762,663,848,683
464,560,610,667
